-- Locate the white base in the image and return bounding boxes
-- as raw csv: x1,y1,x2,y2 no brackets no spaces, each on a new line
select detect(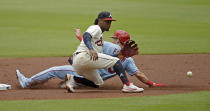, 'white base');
0,84,11,90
